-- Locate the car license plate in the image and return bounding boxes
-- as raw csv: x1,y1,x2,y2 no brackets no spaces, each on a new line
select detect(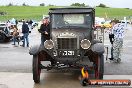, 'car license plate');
61,51,74,56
